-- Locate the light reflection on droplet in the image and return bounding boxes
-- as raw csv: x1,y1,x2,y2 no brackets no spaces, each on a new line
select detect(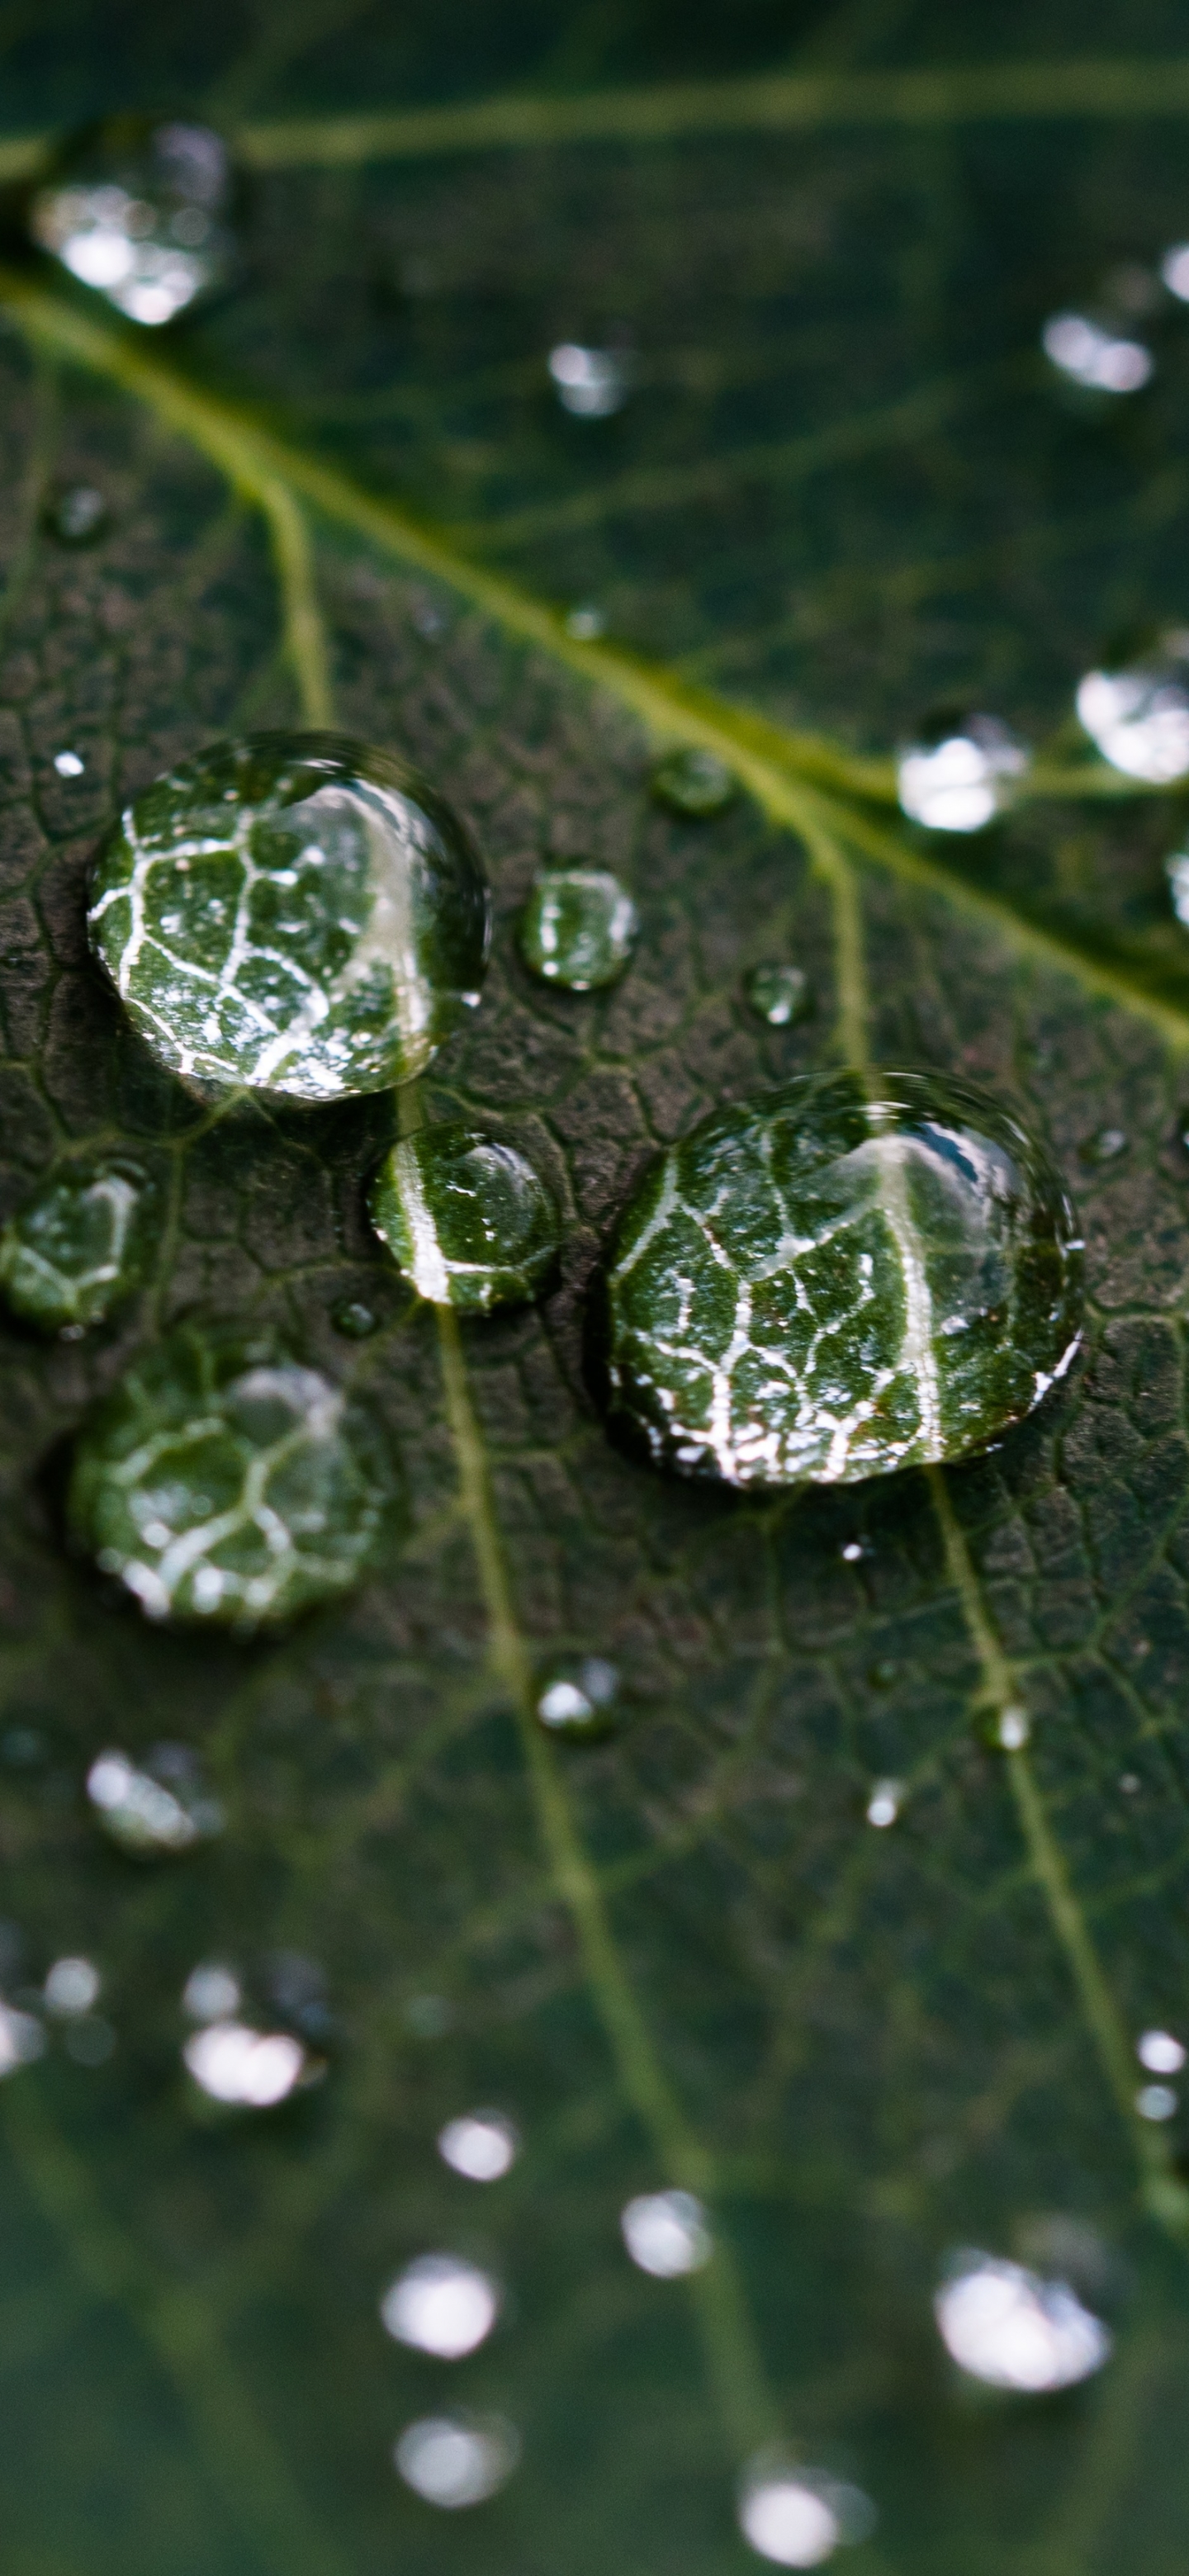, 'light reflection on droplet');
44,1956,101,2016
438,2110,519,2182
1077,635,1189,782
738,2453,876,2568
547,343,629,419
53,750,84,779
88,1746,221,1856
935,2251,1111,2390
1167,849,1189,928
536,1655,618,1740
564,604,605,641
0,2000,45,2076
621,2188,712,2277
866,1779,902,1829
1042,311,1153,394
1162,244,1189,301
993,1706,1030,1751
1136,2081,1178,2123
898,713,1030,832
183,2019,309,2106
1138,2029,1186,2075
182,1961,242,2021
381,2254,499,2359
394,2413,520,2509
